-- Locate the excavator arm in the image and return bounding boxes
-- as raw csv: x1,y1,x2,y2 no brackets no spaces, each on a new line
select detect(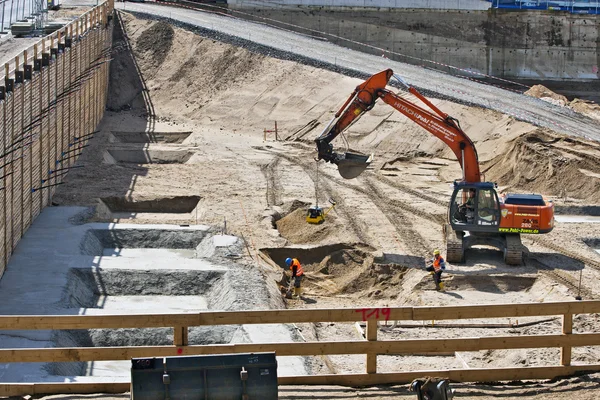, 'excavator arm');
315,69,482,183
